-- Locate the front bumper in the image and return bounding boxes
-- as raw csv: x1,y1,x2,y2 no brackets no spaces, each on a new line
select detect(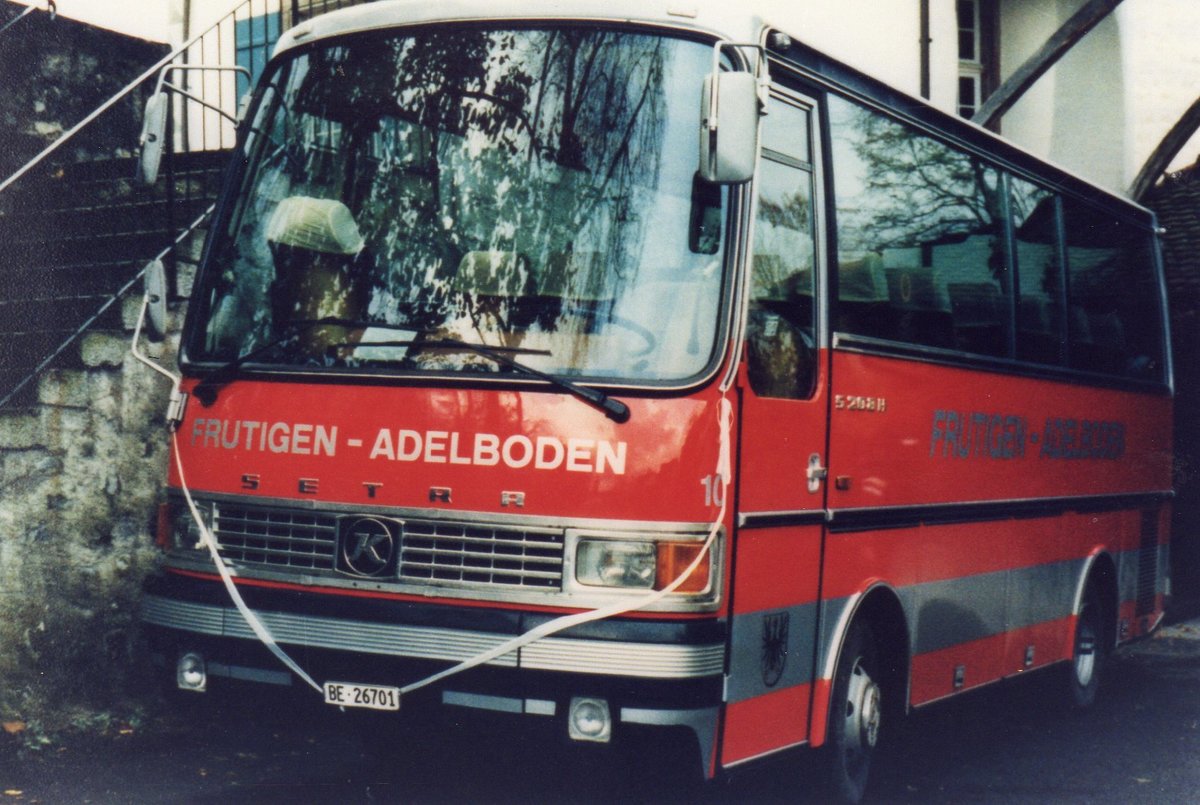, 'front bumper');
141,569,726,763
